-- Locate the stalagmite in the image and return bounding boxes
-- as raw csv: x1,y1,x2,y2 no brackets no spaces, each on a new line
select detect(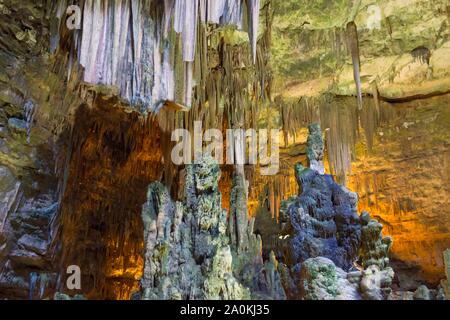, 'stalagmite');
280,126,362,271
306,123,325,174
358,212,393,270
229,172,249,252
